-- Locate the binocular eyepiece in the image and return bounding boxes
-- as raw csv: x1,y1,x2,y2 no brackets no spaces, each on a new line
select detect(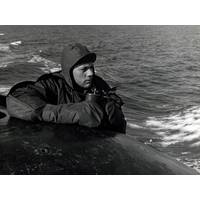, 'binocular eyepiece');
85,87,116,103
85,93,101,103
